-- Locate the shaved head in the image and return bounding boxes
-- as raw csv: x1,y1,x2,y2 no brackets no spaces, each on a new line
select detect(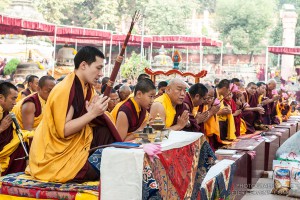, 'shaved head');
168,79,188,88
267,79,276,84
165,78,187,105
267,79,277,90
204,84,214,91
119,85,131,92
119,85,131,101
